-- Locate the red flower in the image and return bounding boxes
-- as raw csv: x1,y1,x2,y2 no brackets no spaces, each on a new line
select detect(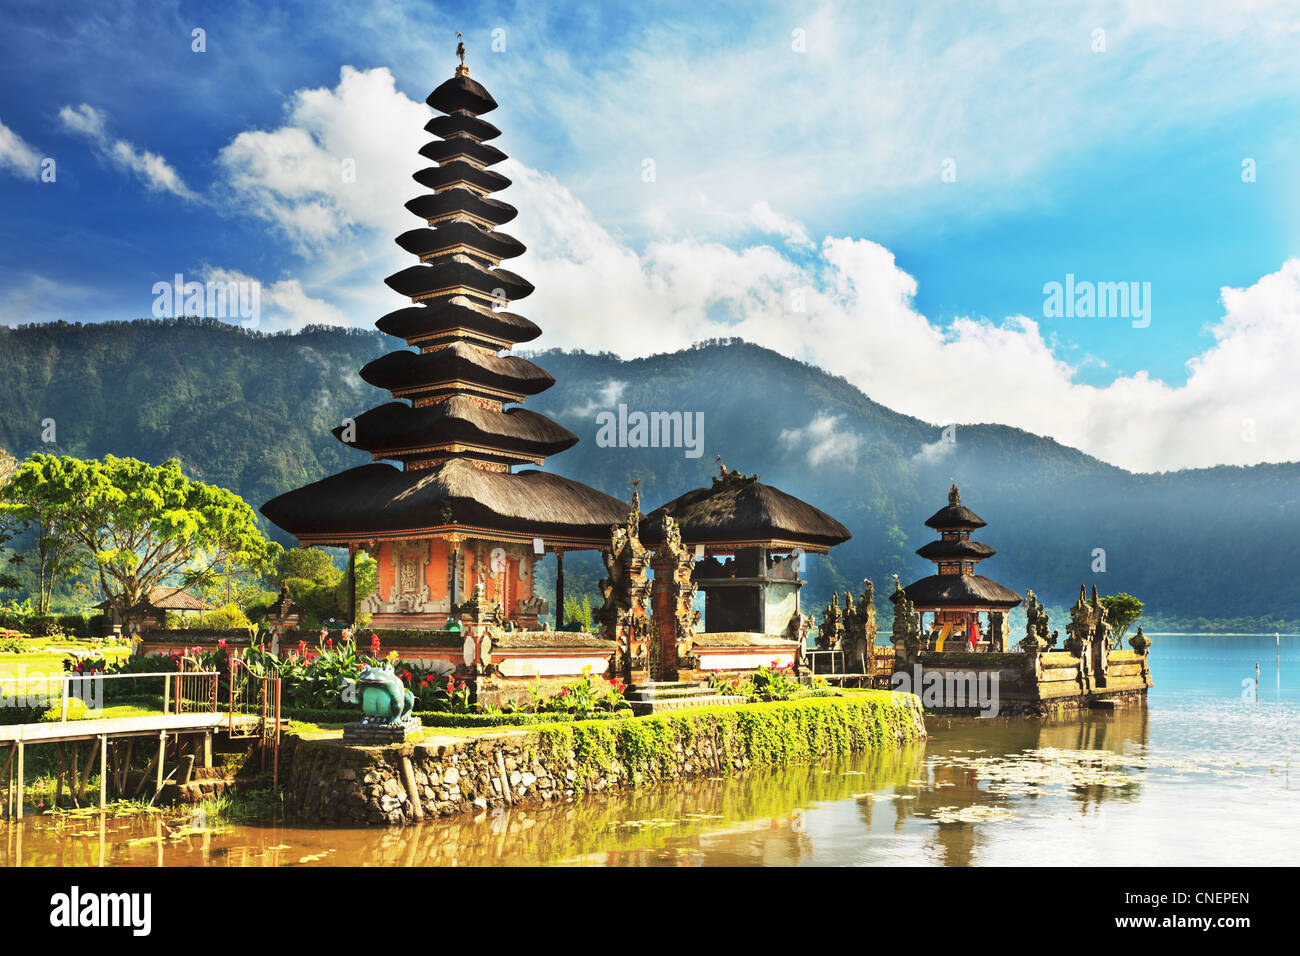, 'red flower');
559,687,569,697
457,681,466,691
370,634,381,654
